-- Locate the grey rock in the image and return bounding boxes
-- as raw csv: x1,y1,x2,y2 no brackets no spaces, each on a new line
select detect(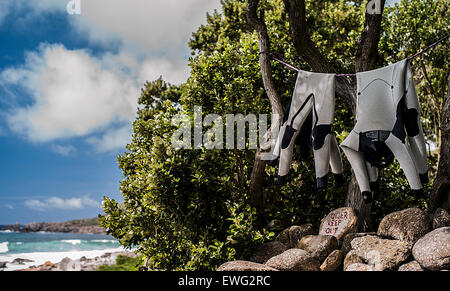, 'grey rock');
341,233,376,256
345,263,376,271
320,250,343,271
398,261,424,271
351,235,412,271
217,261,278,271
289,224,314,248
432,208,450,229
343,250,364,271
0,262,7,268
265,249,320,271
319,207,358,242
250,241,288,264
11,258,34,265
275,224,314,248
377,208,431,244
412,227,450,271
296,235,338,261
